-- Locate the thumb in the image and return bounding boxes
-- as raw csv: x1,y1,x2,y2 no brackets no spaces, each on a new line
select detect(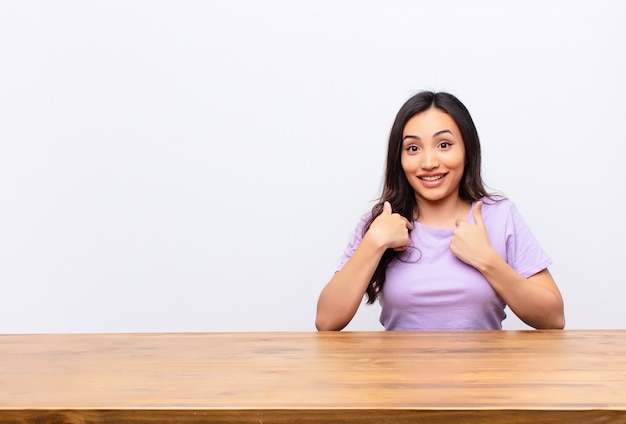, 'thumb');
473,201,484,226
383,201,392,214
